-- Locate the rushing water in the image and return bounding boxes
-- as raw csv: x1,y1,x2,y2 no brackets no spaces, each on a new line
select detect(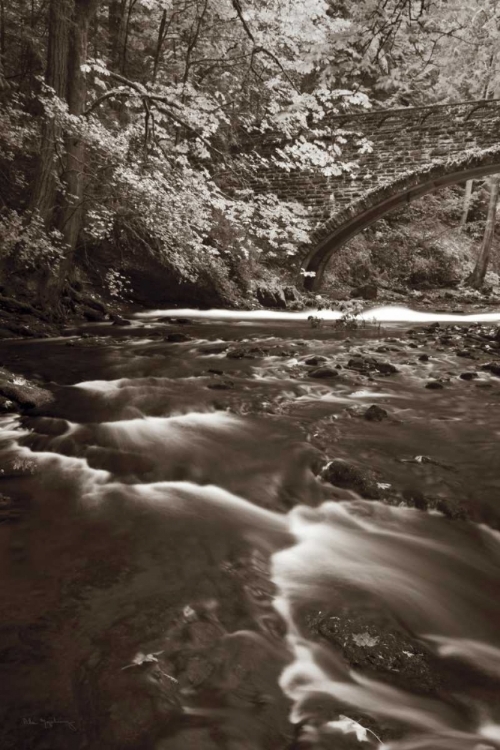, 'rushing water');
0,306,499,750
